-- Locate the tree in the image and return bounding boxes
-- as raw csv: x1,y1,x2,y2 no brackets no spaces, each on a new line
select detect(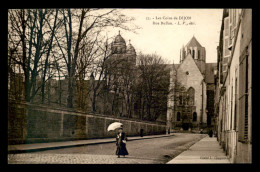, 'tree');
55,8,136,108
40,9,59,103
8,9,60,103
136,53,170,121
8,9,29,101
